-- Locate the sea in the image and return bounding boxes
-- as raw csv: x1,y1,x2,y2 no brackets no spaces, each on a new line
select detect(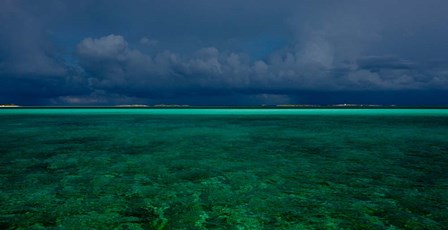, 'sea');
1,108,447,229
